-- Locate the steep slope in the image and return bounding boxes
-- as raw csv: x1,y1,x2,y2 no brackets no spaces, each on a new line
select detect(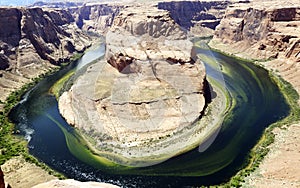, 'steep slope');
158,0,231,36
0,7,91,104
210,1,300,91
69,3,122,34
